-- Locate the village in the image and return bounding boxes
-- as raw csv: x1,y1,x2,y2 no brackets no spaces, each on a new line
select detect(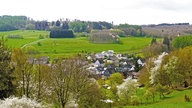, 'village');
86,50,144,79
